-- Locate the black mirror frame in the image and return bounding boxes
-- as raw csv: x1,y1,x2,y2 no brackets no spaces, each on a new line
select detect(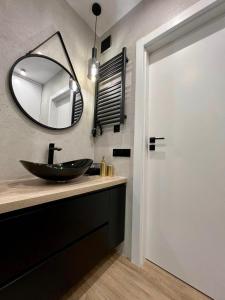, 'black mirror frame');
9,53,84,130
